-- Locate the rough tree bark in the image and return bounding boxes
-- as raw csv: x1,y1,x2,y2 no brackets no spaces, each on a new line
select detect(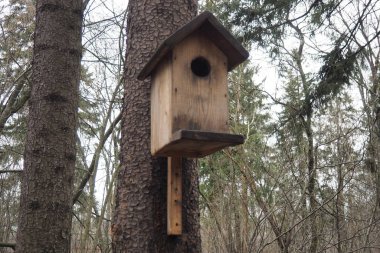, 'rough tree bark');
15,1,83,252
112,1,201,252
